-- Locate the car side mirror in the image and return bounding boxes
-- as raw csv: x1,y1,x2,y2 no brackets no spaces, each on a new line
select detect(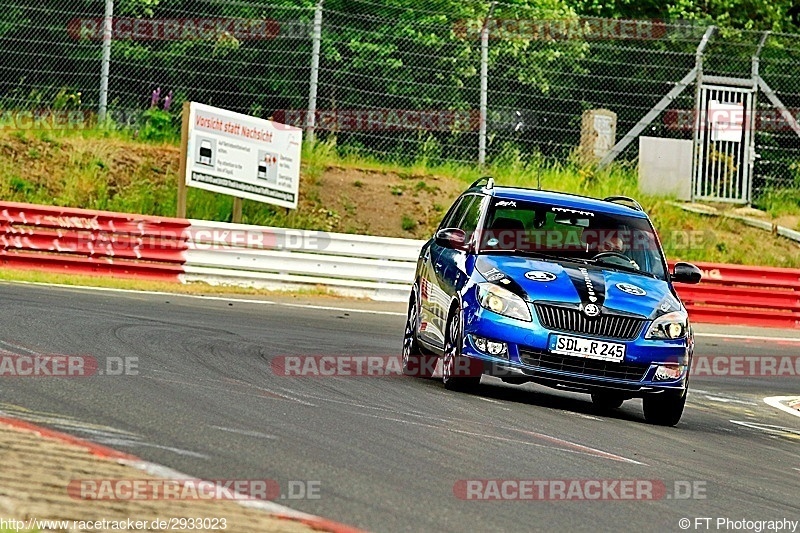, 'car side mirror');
671,262,702,284
435,228,469,251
